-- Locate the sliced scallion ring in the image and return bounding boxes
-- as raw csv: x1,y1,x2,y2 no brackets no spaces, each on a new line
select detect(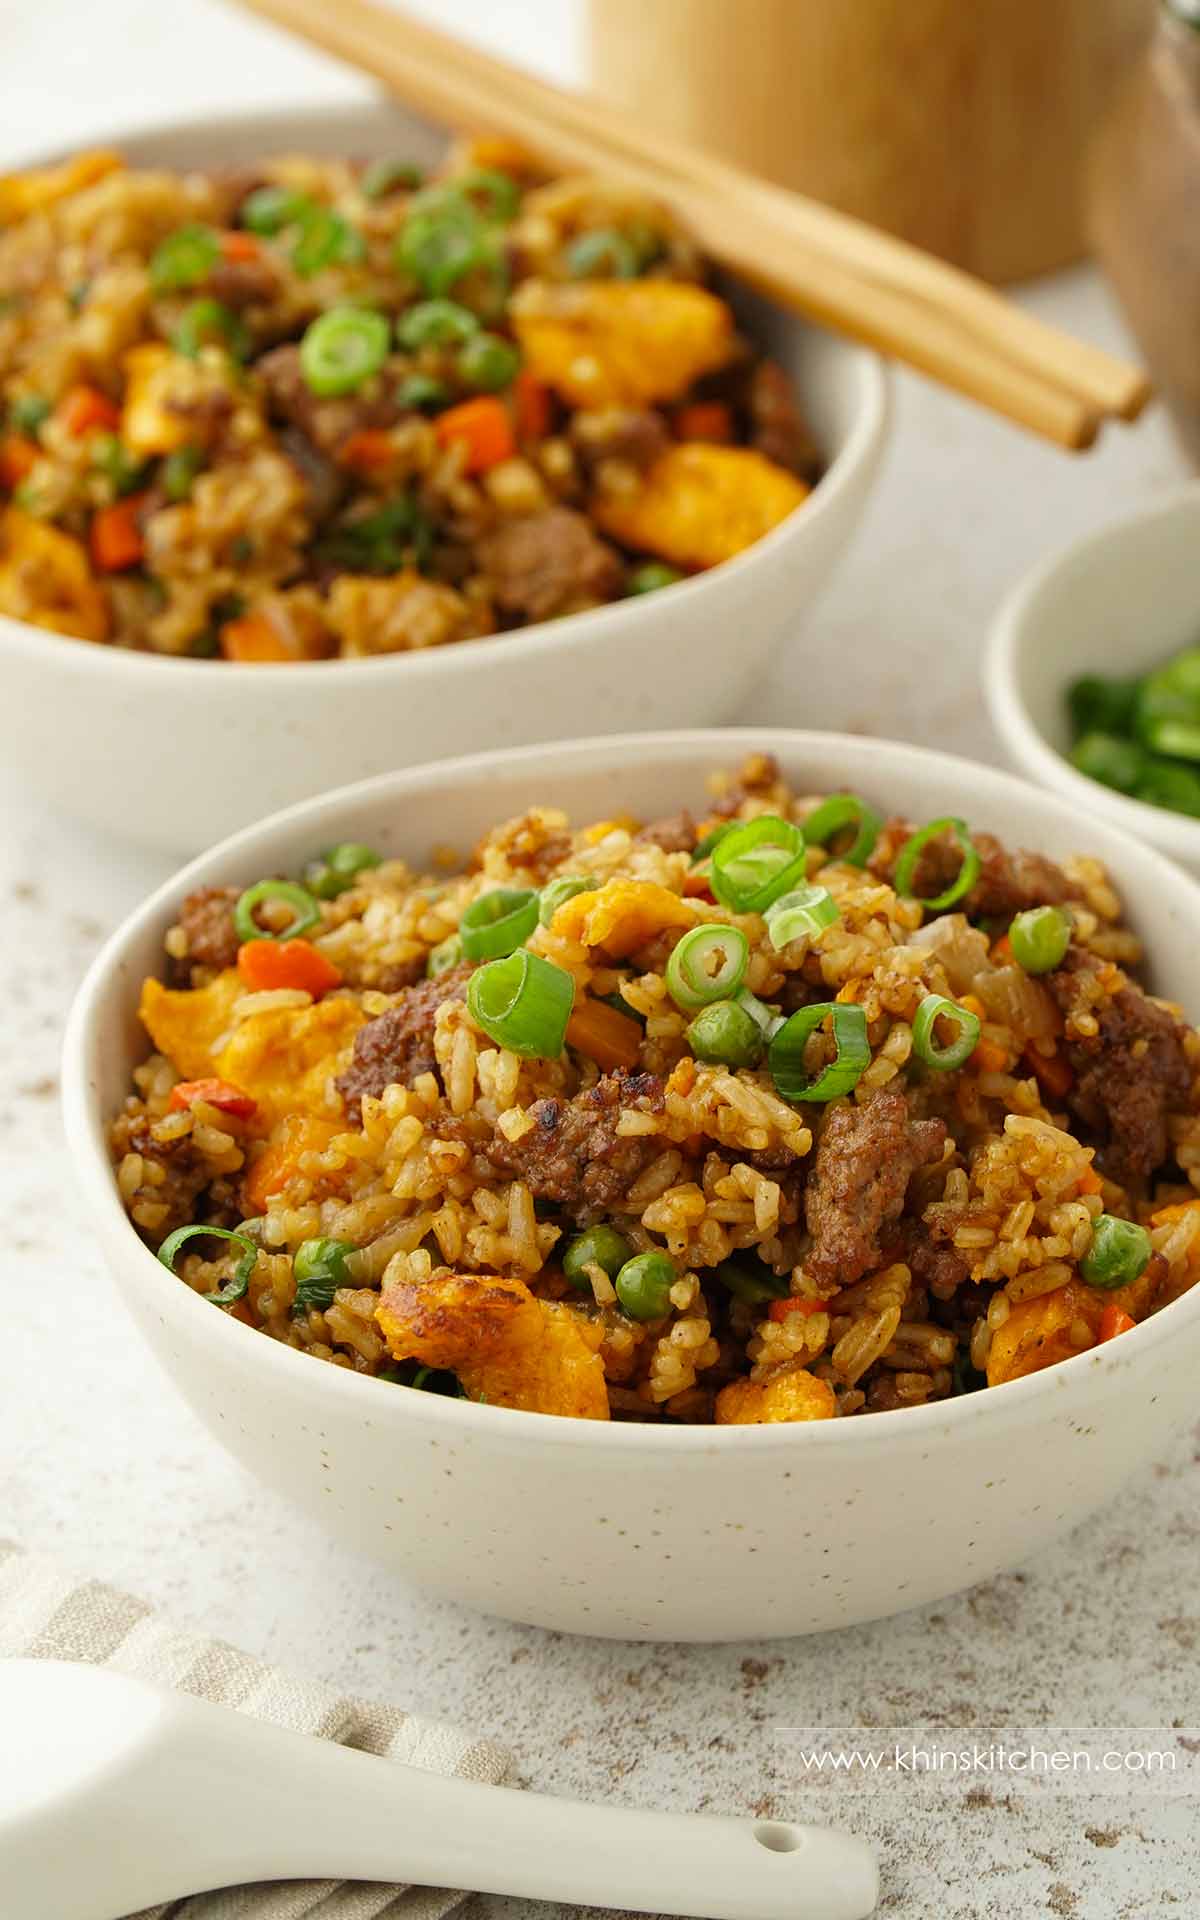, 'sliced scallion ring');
709,815,807,915
665,923,749,1011
157,1223,258,1304
690,822,735,865
768,1001,870,1104
893,817,981,912
538,874,597,928
765,884,839,950
801,794,882,868
734,988,785,1042
911,994,980,1072
459,887,539,962
466,949,575,1057
233,879,321,945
